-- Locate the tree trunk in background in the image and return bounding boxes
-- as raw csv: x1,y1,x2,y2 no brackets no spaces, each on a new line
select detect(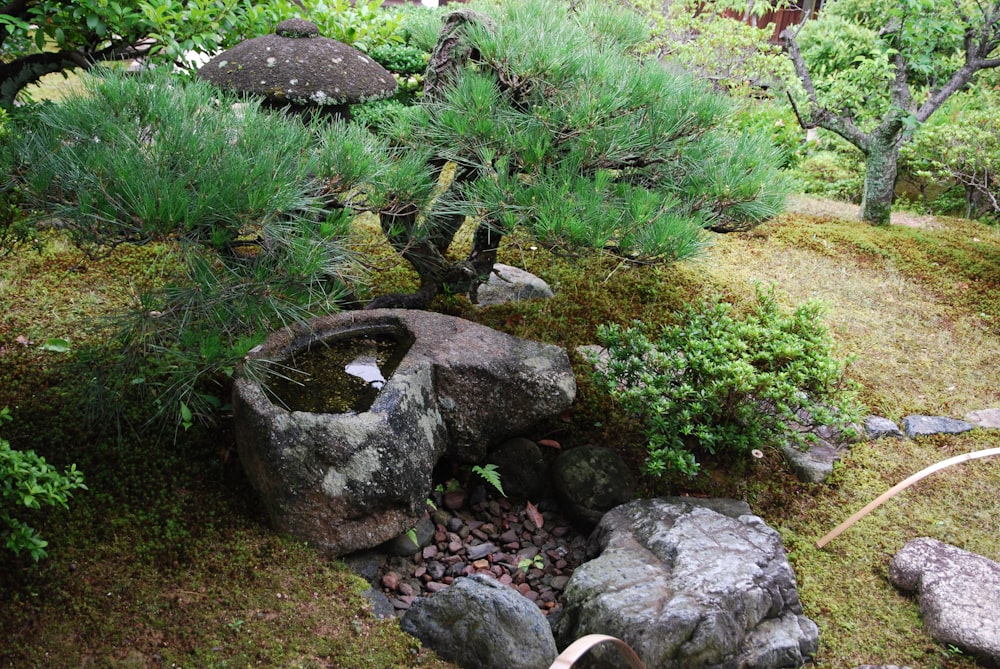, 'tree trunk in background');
859,134,901,225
